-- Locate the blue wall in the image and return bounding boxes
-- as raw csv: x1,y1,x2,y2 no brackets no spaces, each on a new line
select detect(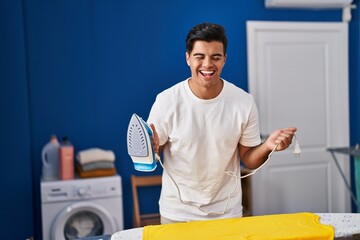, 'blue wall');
0,0,34,238
1,0,359,239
